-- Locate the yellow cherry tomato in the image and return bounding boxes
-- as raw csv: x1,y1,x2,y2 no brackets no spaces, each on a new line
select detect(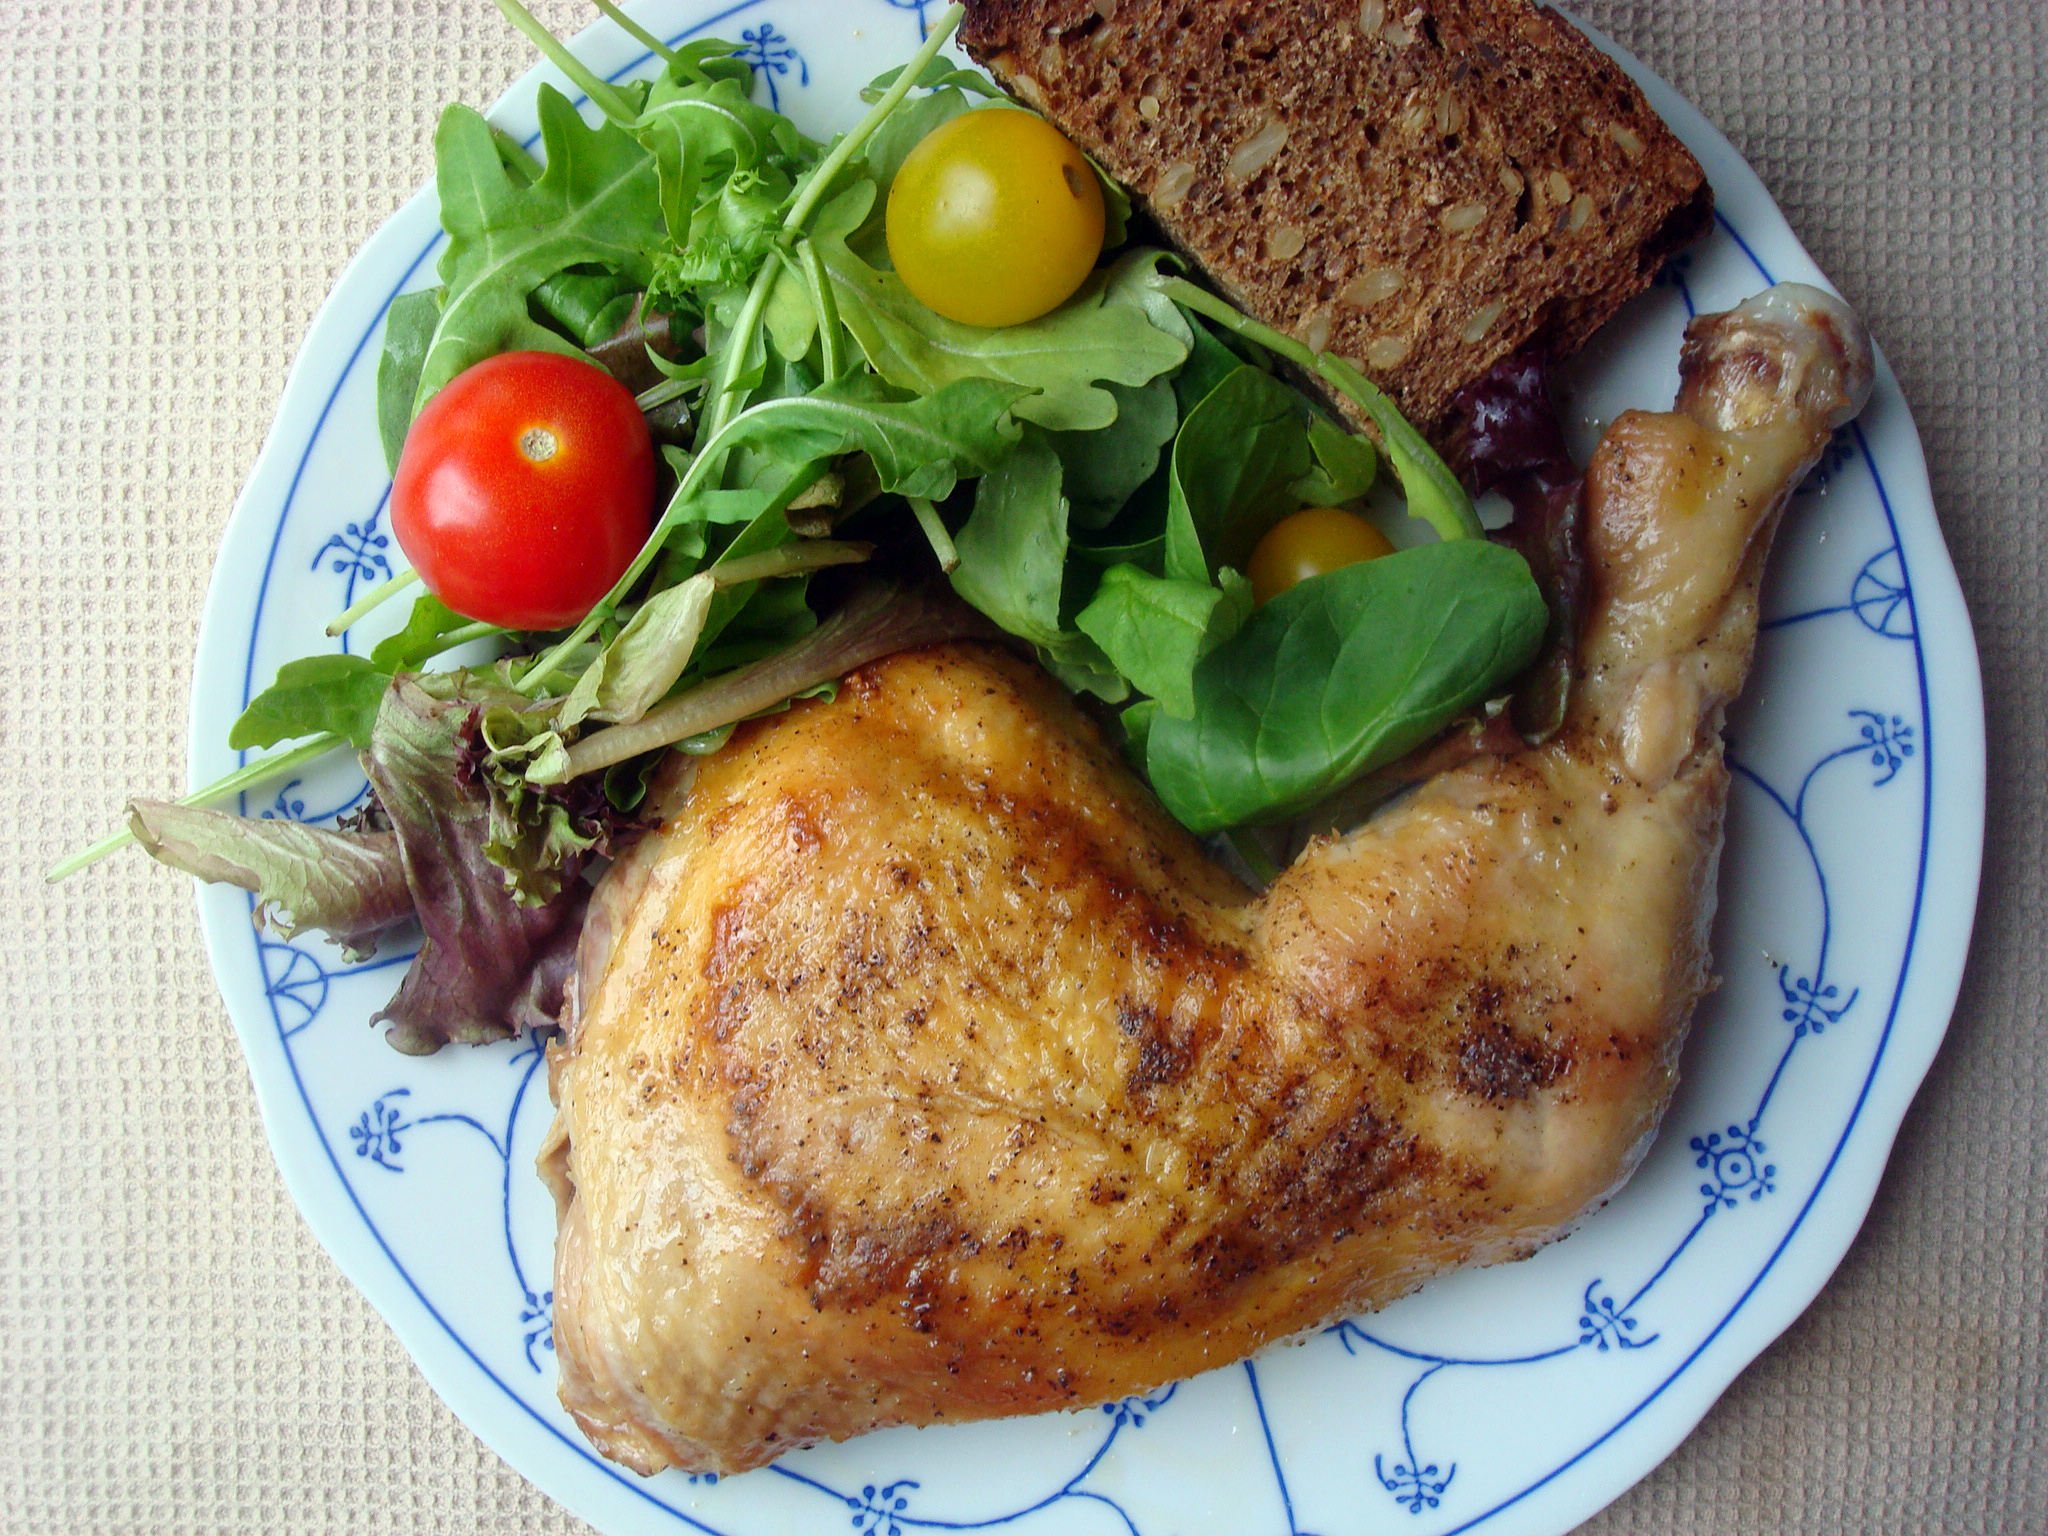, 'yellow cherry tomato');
886,108,1106,328
1247,507,1396,606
